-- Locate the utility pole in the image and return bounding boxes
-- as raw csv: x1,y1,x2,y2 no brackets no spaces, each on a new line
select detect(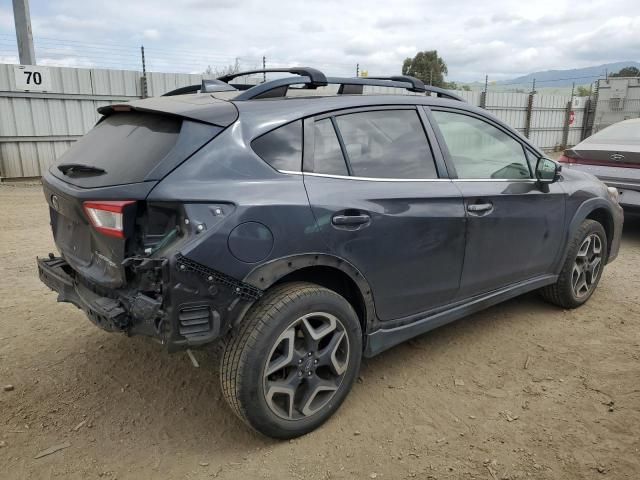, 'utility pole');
524,78,536,139
480,74,488,109
12,0,36,65
262,56,266,83
562,82,575,148
140,45,148,98
356,63,359,77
